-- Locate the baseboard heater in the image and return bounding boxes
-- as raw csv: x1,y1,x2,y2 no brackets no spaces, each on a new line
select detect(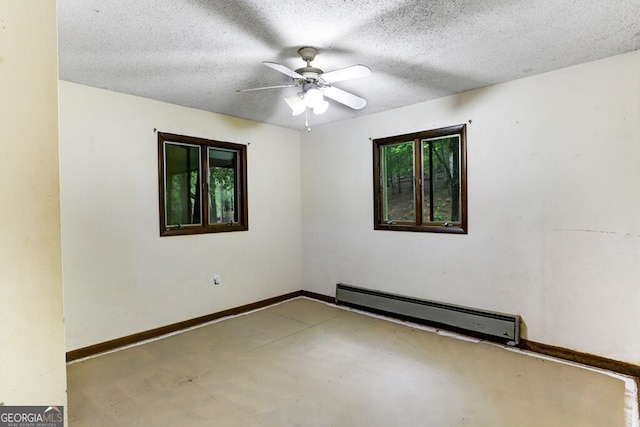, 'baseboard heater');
336,284,520,345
